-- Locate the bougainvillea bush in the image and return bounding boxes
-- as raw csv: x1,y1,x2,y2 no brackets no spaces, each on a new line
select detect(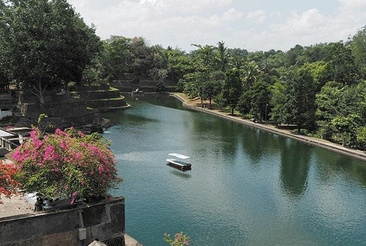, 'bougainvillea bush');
164,232,190,246
0,160,18,204
12,127,122,202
